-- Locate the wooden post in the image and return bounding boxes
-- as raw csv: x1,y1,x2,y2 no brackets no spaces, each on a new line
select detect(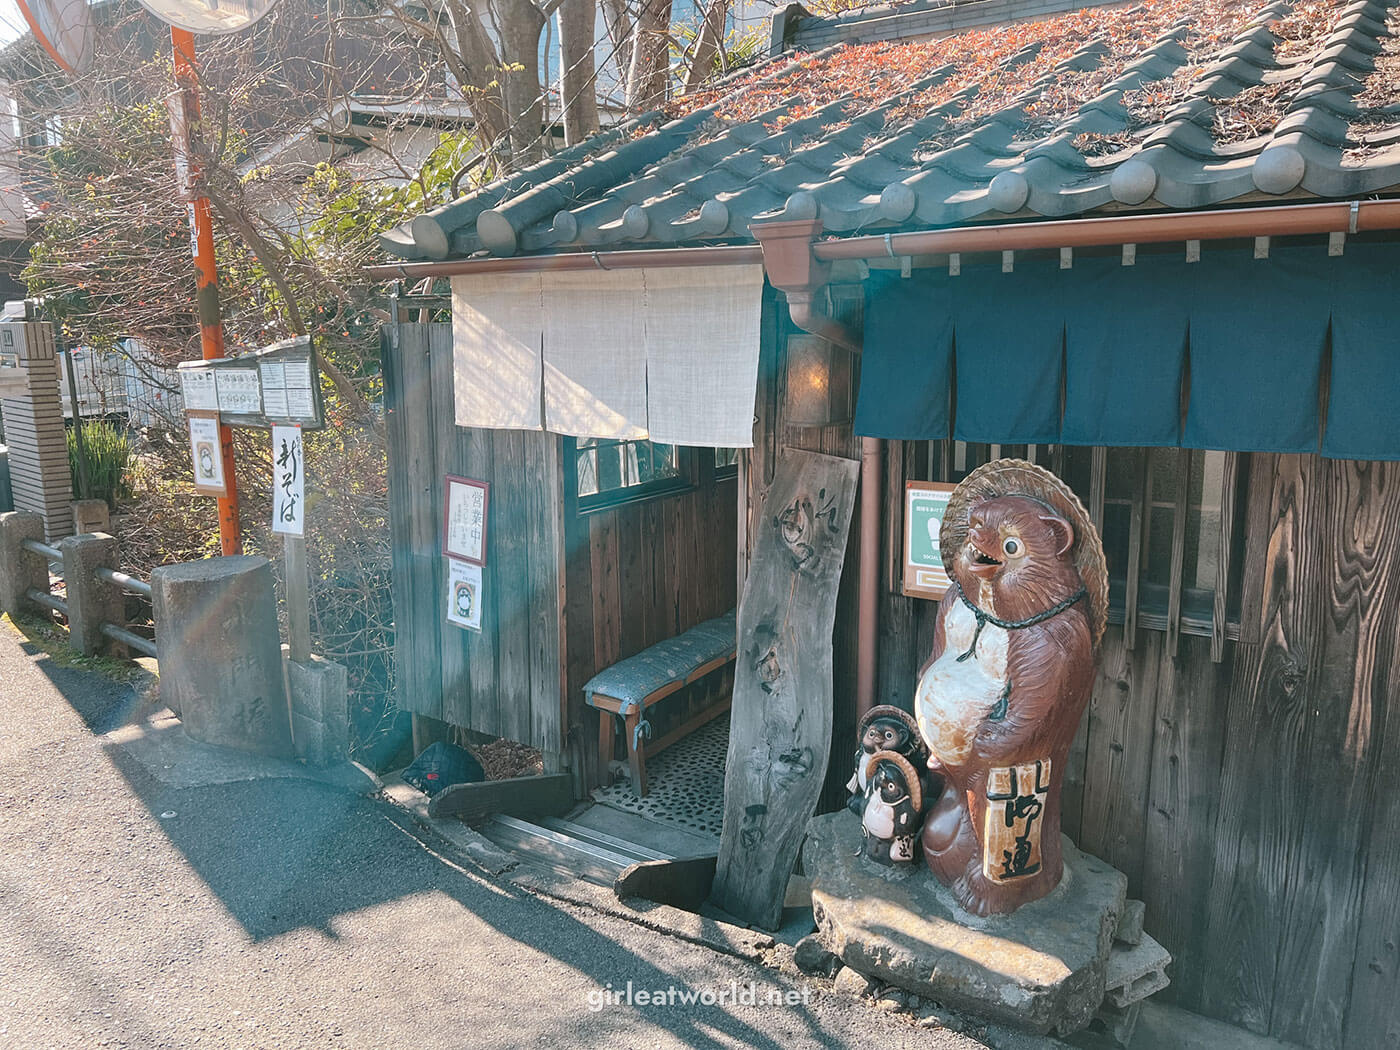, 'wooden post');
284,535,311,662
